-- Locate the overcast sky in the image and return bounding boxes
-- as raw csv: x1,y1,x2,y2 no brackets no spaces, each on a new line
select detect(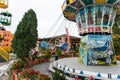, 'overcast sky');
4,0,79,38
